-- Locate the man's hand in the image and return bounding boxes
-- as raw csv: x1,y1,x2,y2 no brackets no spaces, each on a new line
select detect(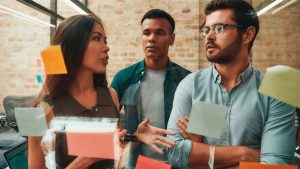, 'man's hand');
240,147,260,162
177,116,202,142
137,119,176,154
